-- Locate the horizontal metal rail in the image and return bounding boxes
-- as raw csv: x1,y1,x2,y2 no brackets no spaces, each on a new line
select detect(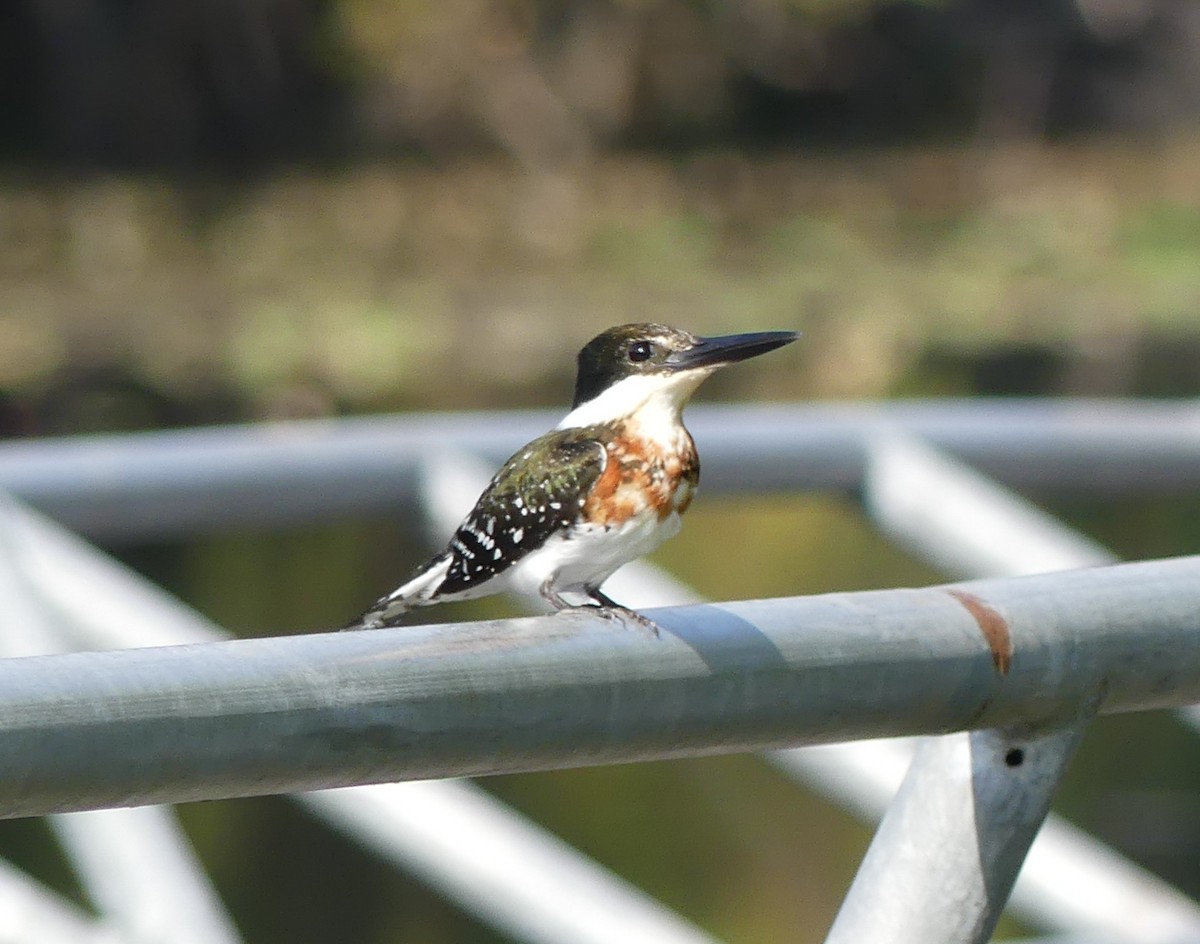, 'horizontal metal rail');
0,556,1197,818
0,399,1196,539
